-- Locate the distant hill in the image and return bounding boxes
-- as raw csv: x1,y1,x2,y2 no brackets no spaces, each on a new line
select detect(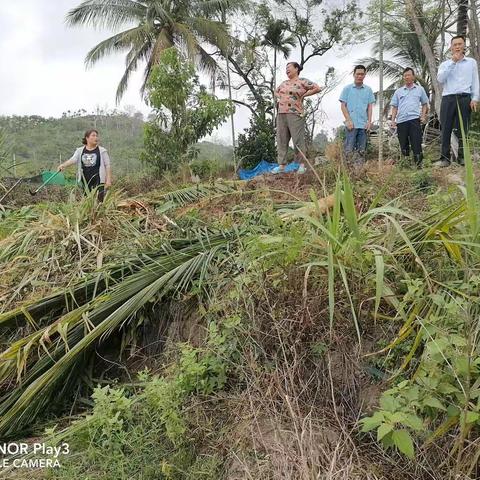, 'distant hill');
0,113,234,177
196,141,233,163
0,112,144,176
